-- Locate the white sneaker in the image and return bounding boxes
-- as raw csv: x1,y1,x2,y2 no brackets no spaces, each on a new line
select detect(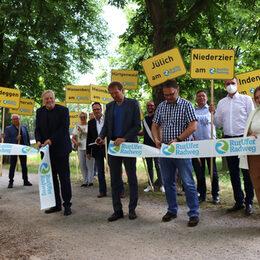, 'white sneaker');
160,186,165,193
144,186,152,192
